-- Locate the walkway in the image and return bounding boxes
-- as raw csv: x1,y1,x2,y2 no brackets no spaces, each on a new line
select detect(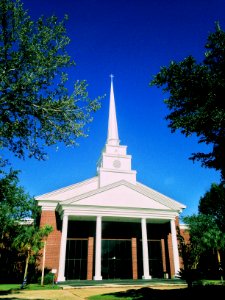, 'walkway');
0,279,187,300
